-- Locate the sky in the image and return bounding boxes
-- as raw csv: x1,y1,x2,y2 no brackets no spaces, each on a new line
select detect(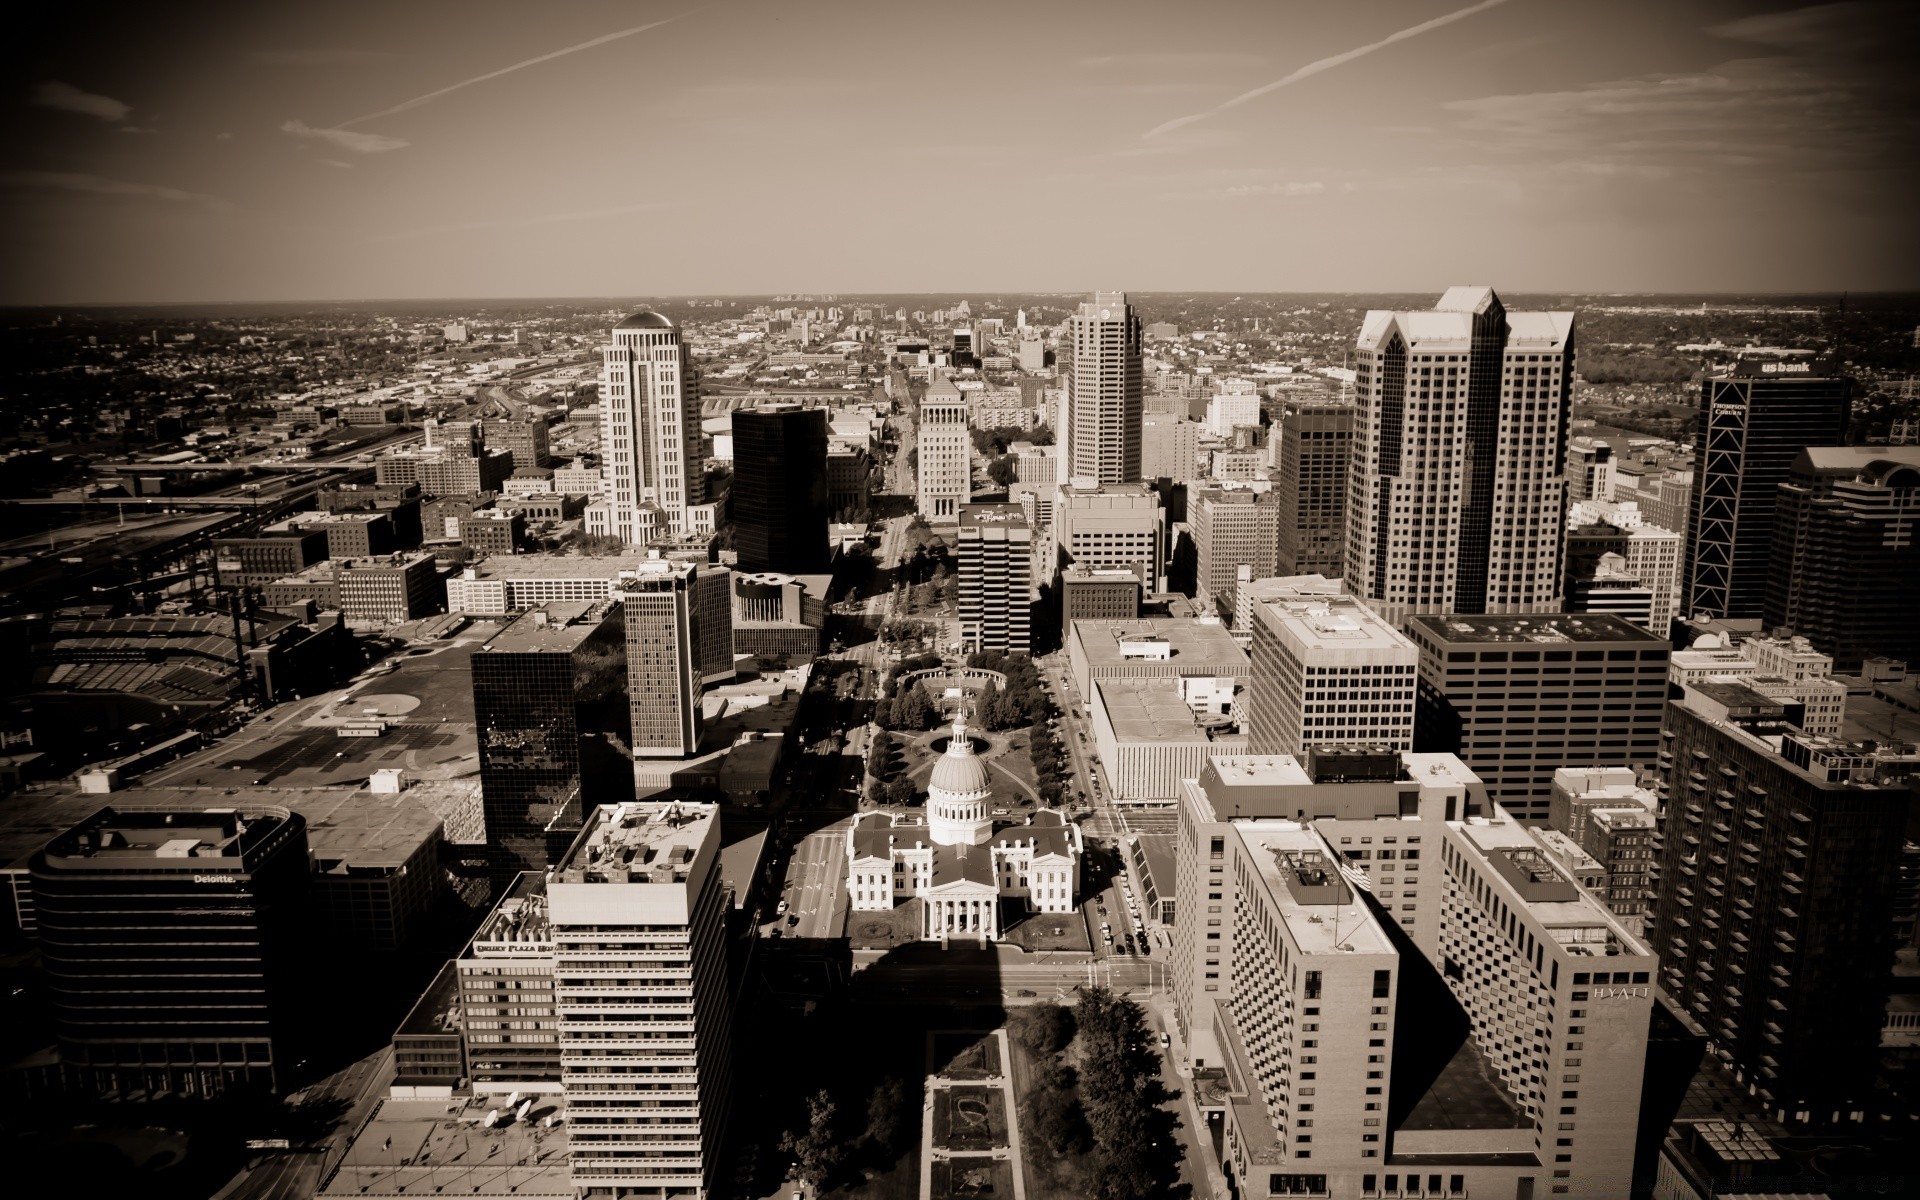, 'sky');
1,0,1915,303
